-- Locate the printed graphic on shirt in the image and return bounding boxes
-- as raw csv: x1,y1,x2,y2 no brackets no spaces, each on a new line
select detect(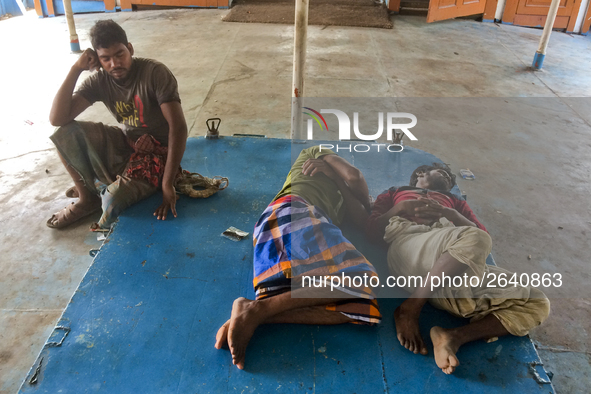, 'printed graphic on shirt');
114,95,147,128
